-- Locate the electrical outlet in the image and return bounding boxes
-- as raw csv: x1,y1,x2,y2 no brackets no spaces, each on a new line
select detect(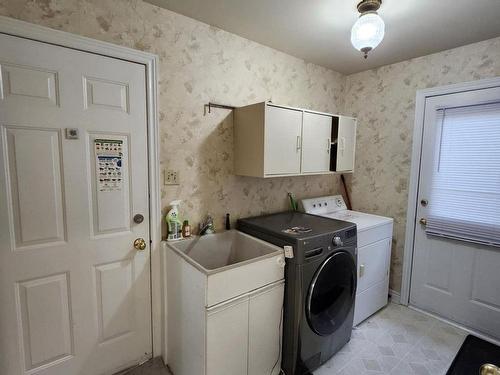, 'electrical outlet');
164,169,180,185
